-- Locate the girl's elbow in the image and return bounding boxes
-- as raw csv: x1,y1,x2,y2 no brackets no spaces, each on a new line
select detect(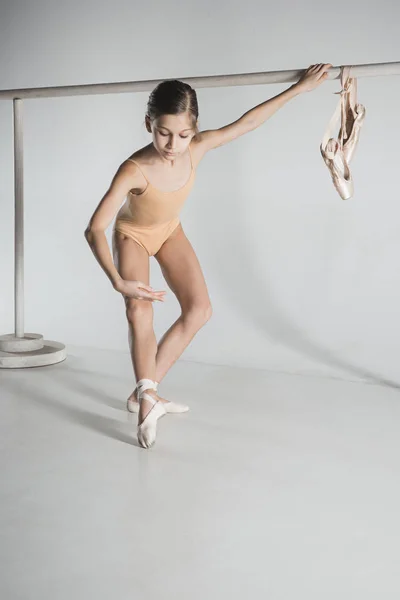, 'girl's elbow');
84,226,99,243
84,225,106,242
